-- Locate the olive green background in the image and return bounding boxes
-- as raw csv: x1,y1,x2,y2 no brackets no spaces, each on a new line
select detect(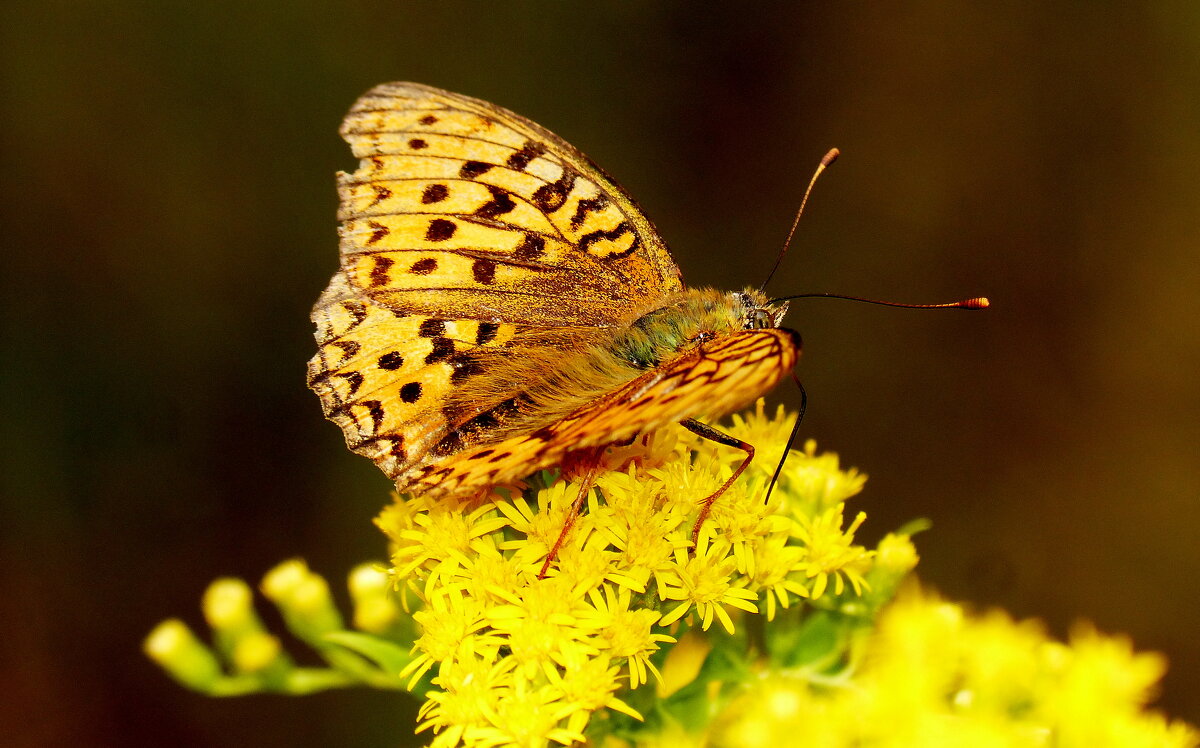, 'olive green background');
3,2,1197,745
